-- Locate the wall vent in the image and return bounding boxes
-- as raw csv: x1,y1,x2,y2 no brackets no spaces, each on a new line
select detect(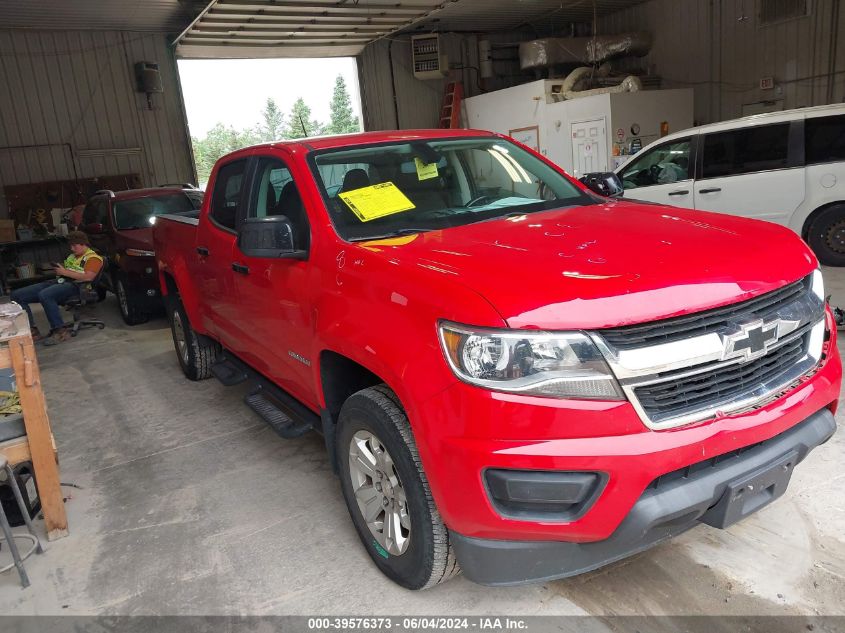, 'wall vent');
759,0,810,26
411,34,448,80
